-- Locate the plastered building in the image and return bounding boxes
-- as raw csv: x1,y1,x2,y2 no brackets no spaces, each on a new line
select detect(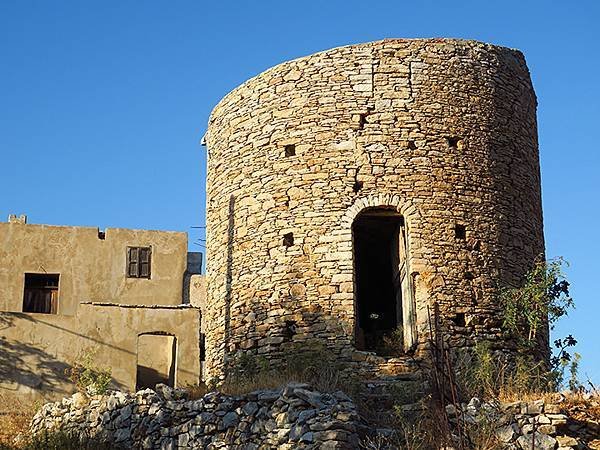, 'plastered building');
0,215,205,403
203,39,544,380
